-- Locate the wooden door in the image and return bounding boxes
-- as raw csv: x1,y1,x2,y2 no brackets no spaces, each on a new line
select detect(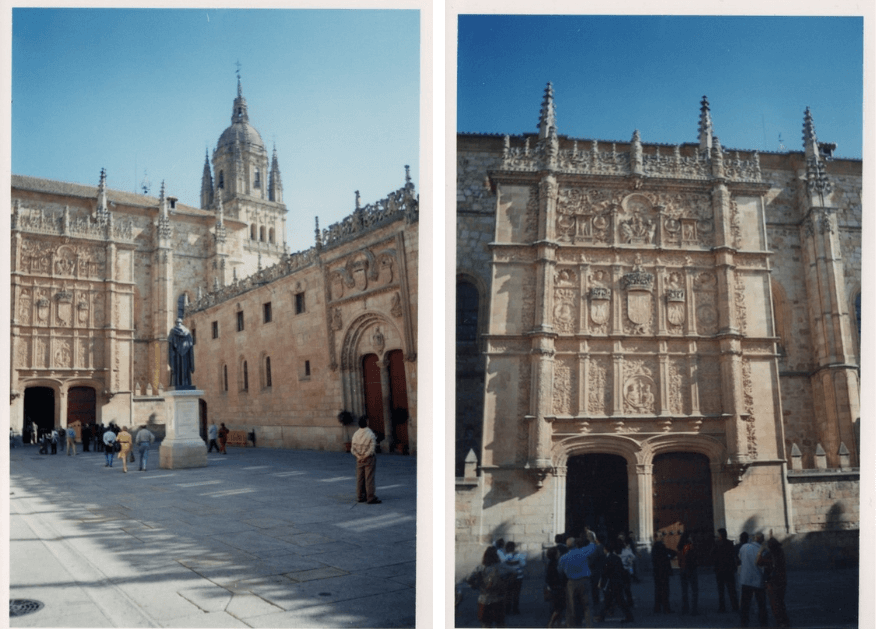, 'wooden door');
362,354,384,436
